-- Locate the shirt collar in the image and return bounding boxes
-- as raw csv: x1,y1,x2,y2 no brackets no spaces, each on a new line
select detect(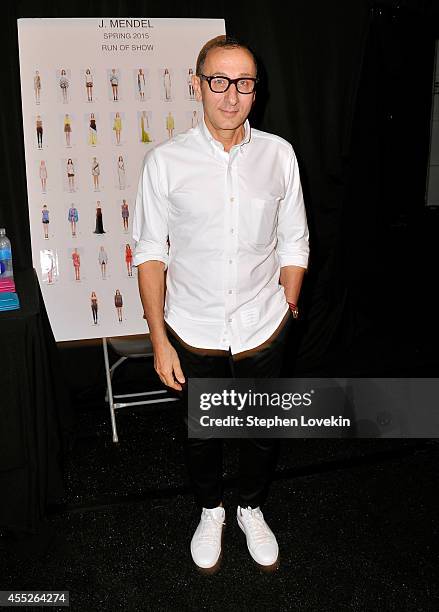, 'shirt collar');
199,113,252,154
